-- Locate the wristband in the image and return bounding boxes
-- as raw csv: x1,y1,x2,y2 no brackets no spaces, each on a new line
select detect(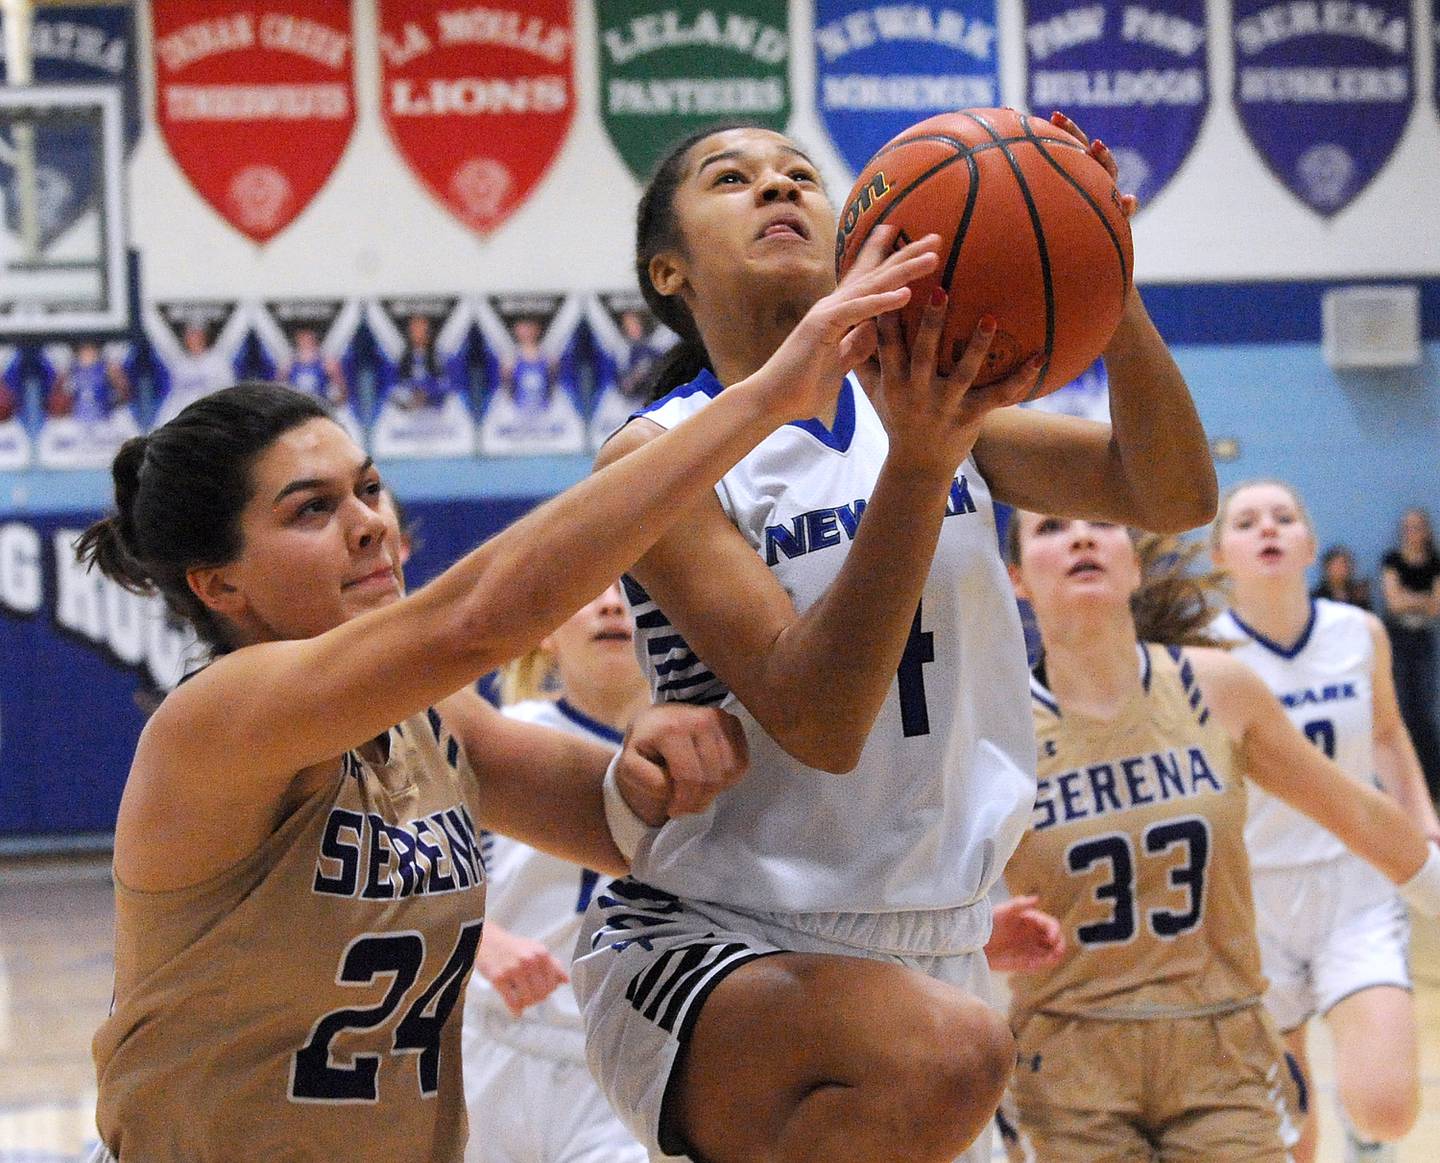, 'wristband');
602,752,652,862
1399,843,1440,918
